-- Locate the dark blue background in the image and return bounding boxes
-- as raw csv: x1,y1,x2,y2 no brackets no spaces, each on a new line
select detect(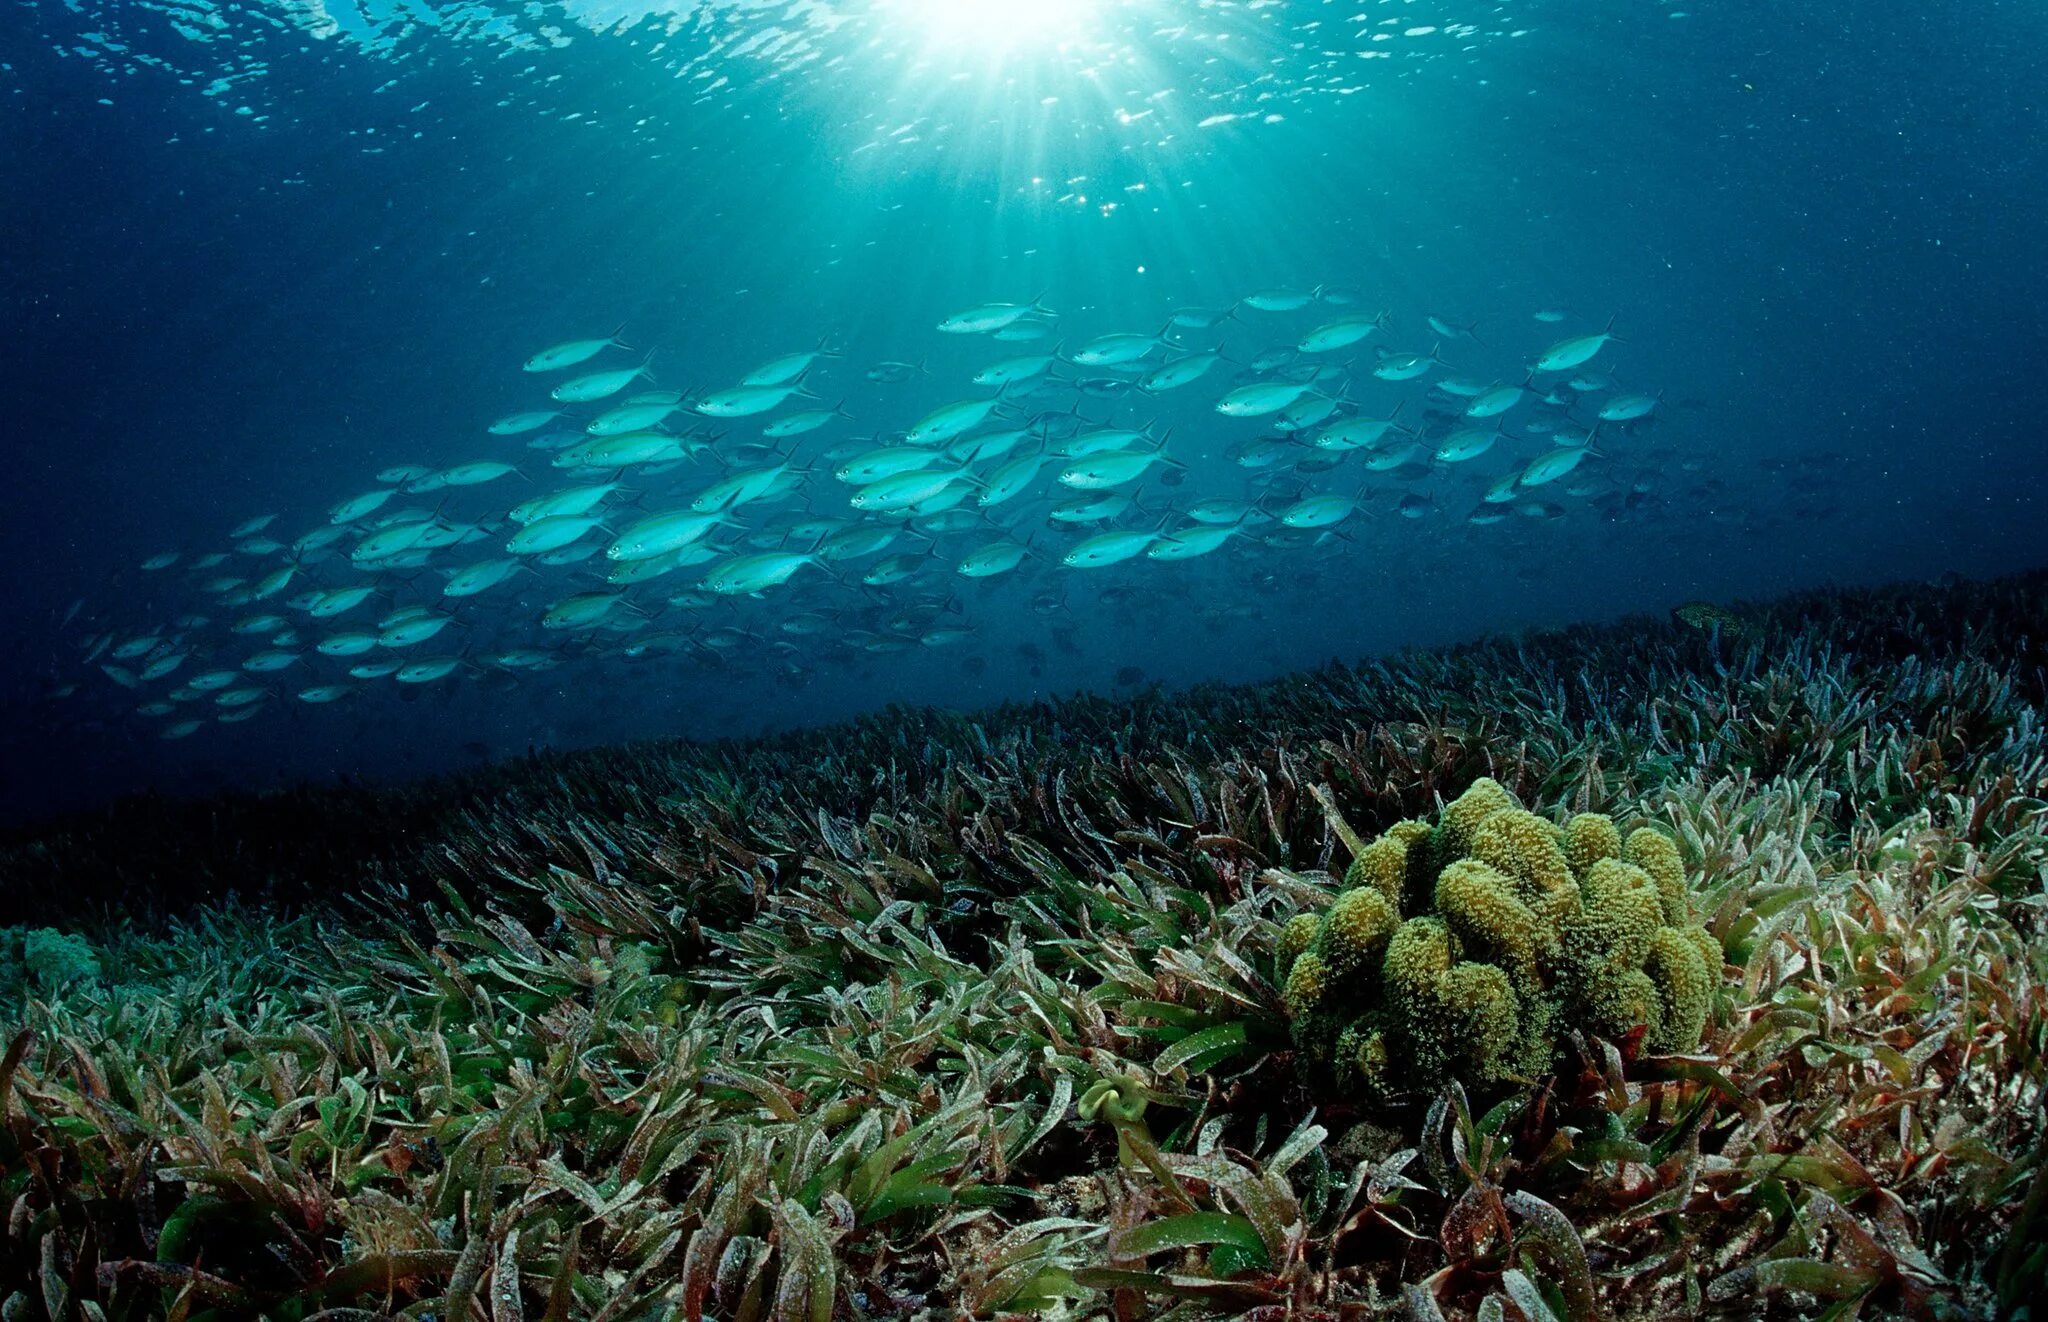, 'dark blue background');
5,0,2044,825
